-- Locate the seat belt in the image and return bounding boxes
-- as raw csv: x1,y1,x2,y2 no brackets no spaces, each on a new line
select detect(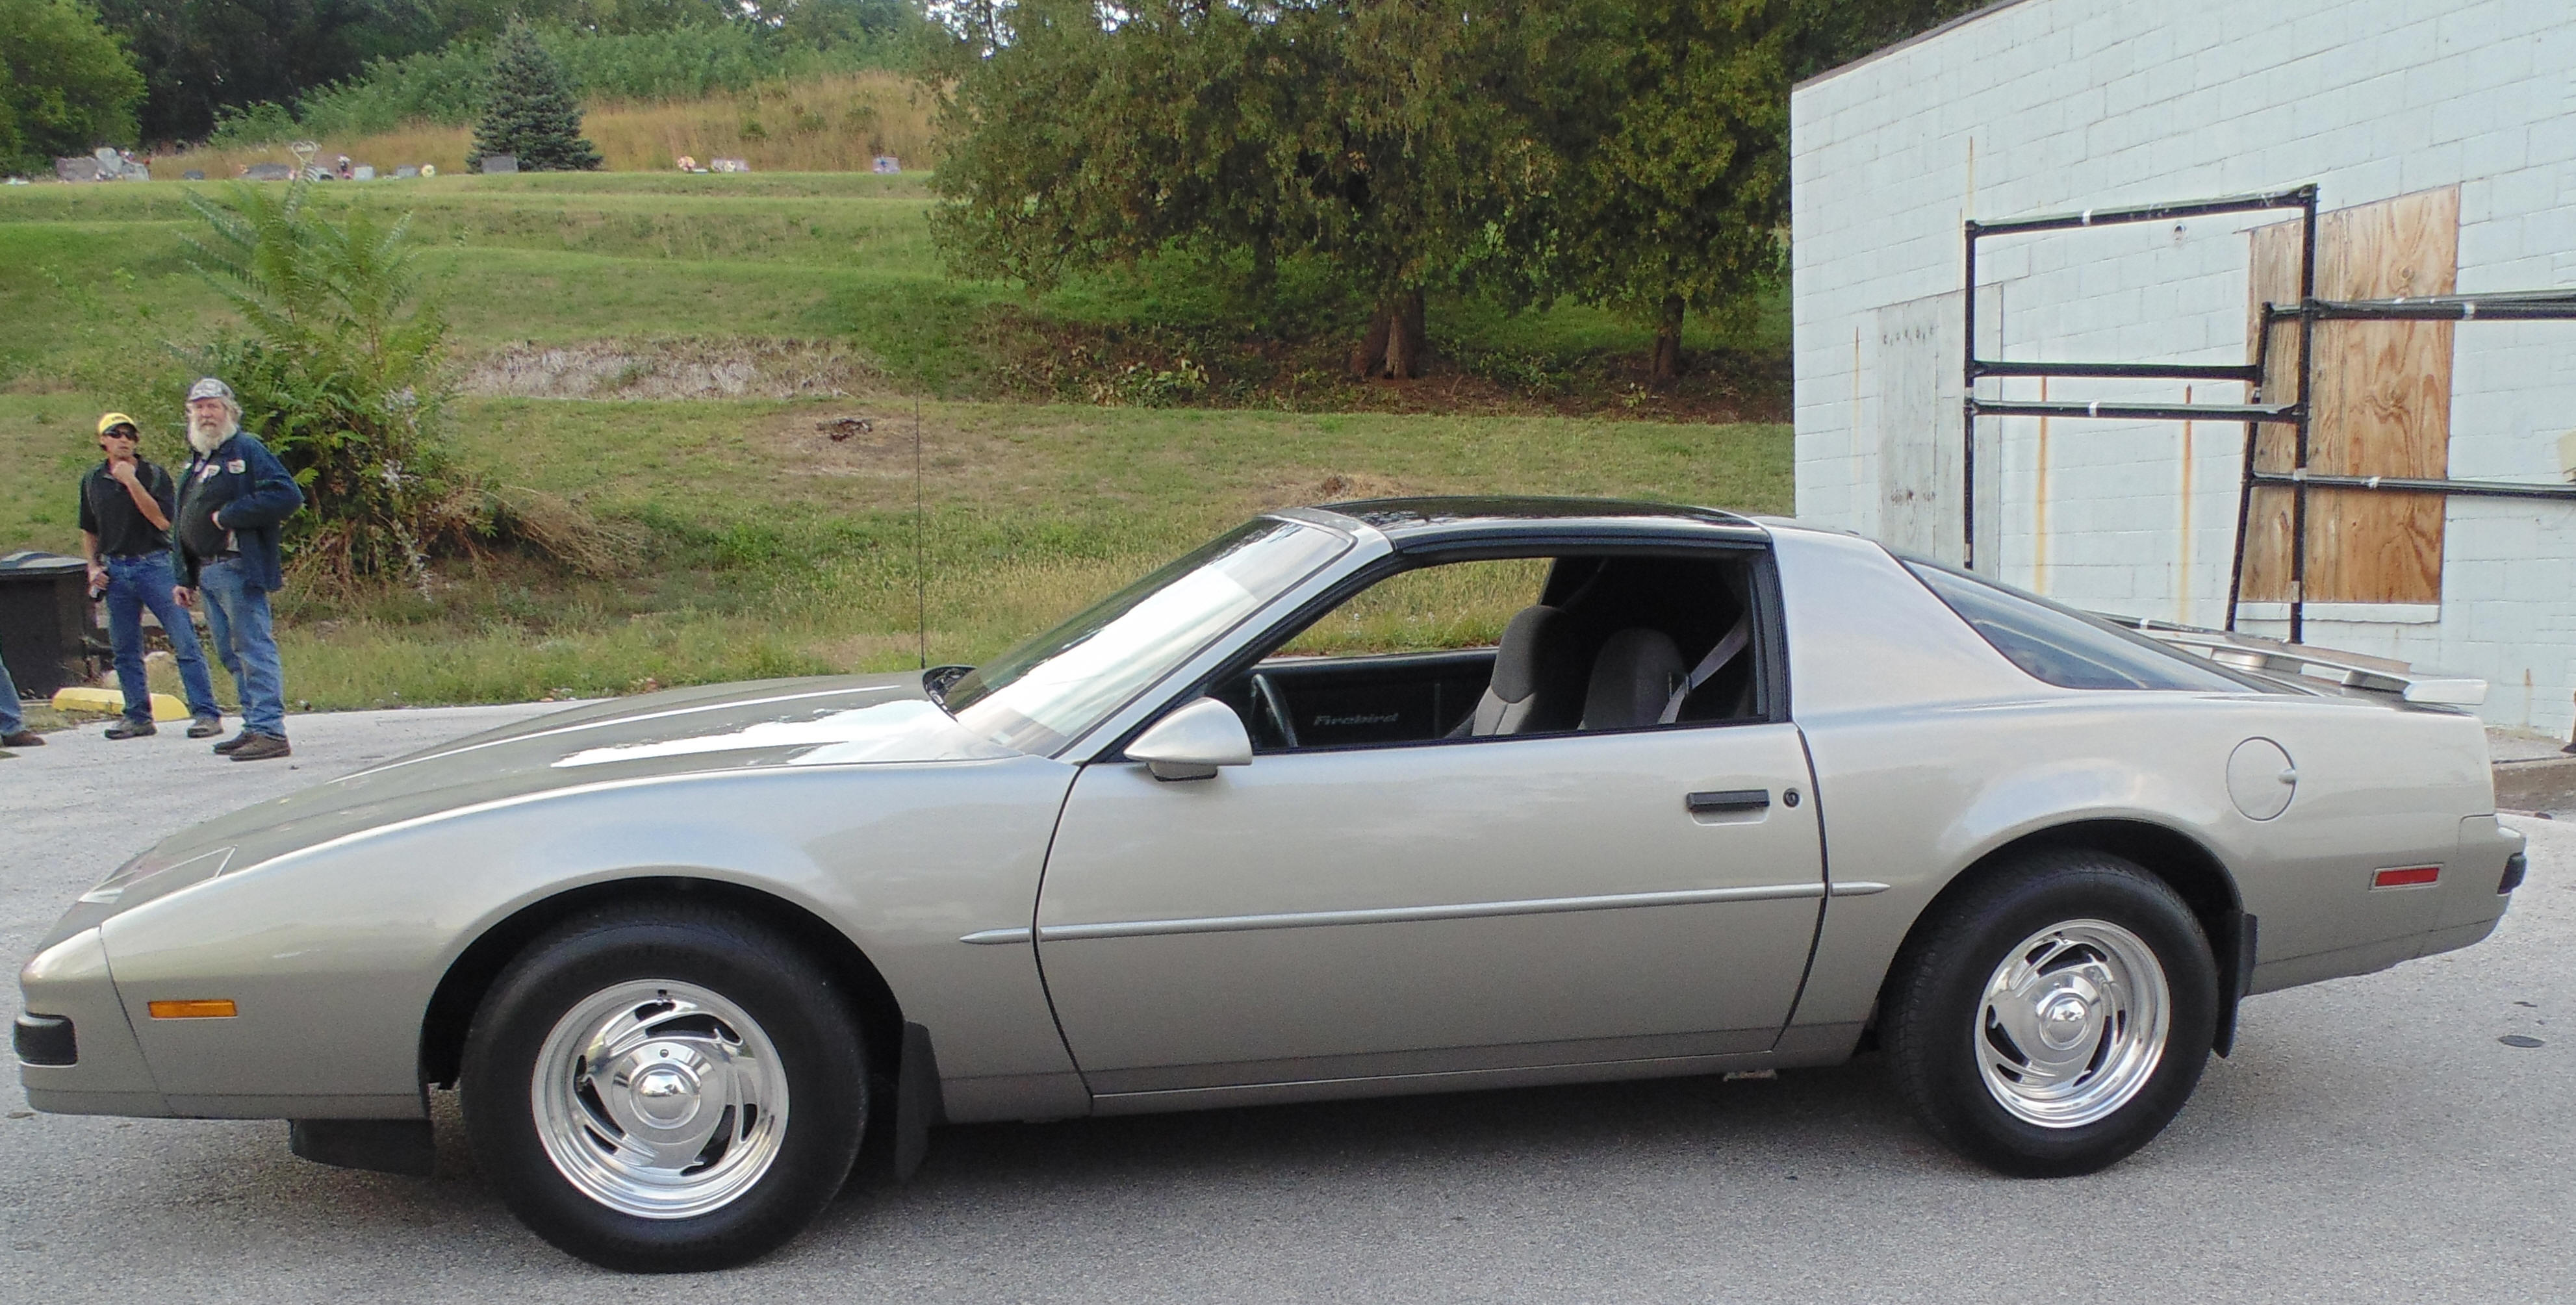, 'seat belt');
1661,615,1750,724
